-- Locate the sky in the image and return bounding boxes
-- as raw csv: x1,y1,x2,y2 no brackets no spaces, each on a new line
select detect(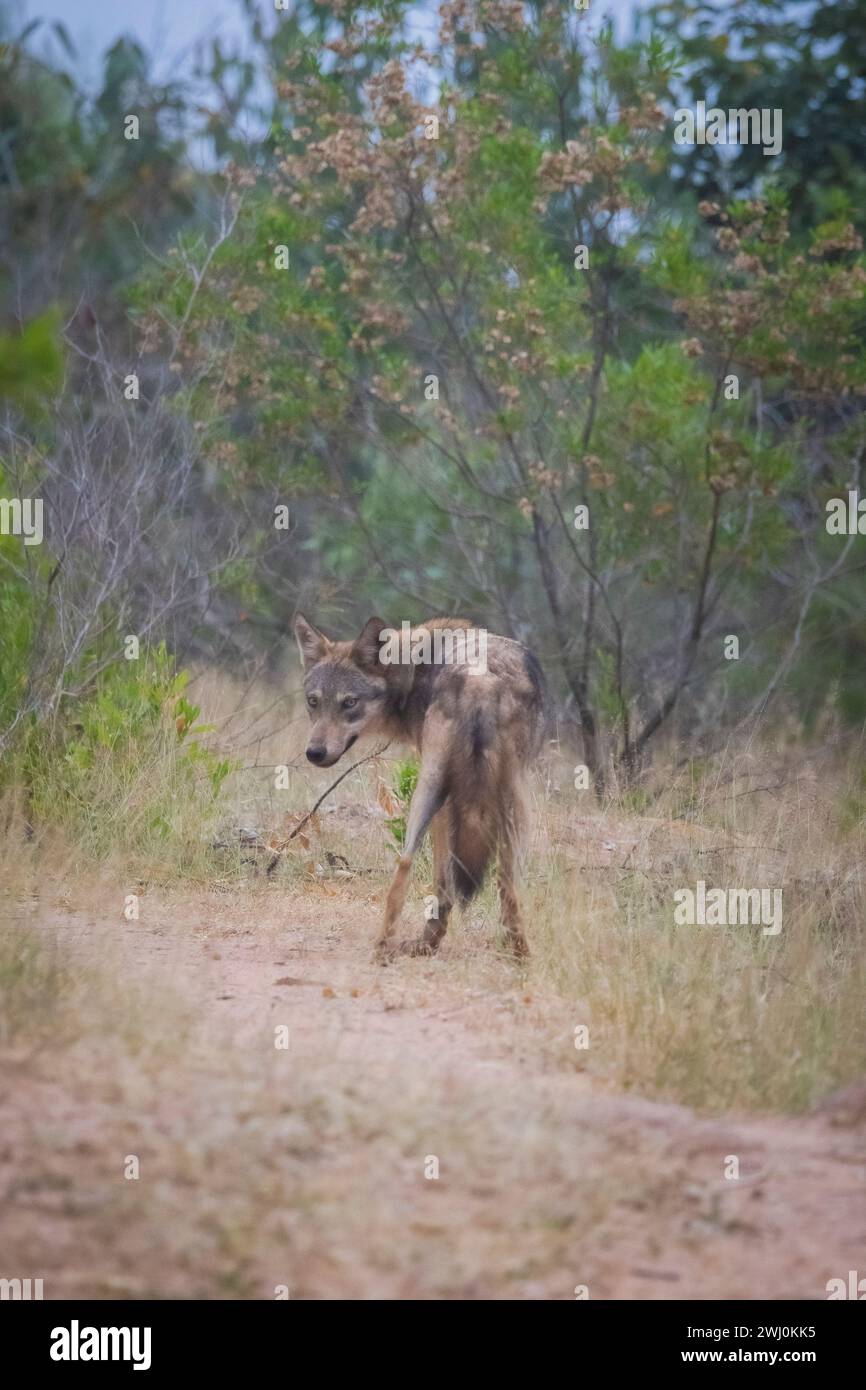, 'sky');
9,0,642,90
11,0,257,88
